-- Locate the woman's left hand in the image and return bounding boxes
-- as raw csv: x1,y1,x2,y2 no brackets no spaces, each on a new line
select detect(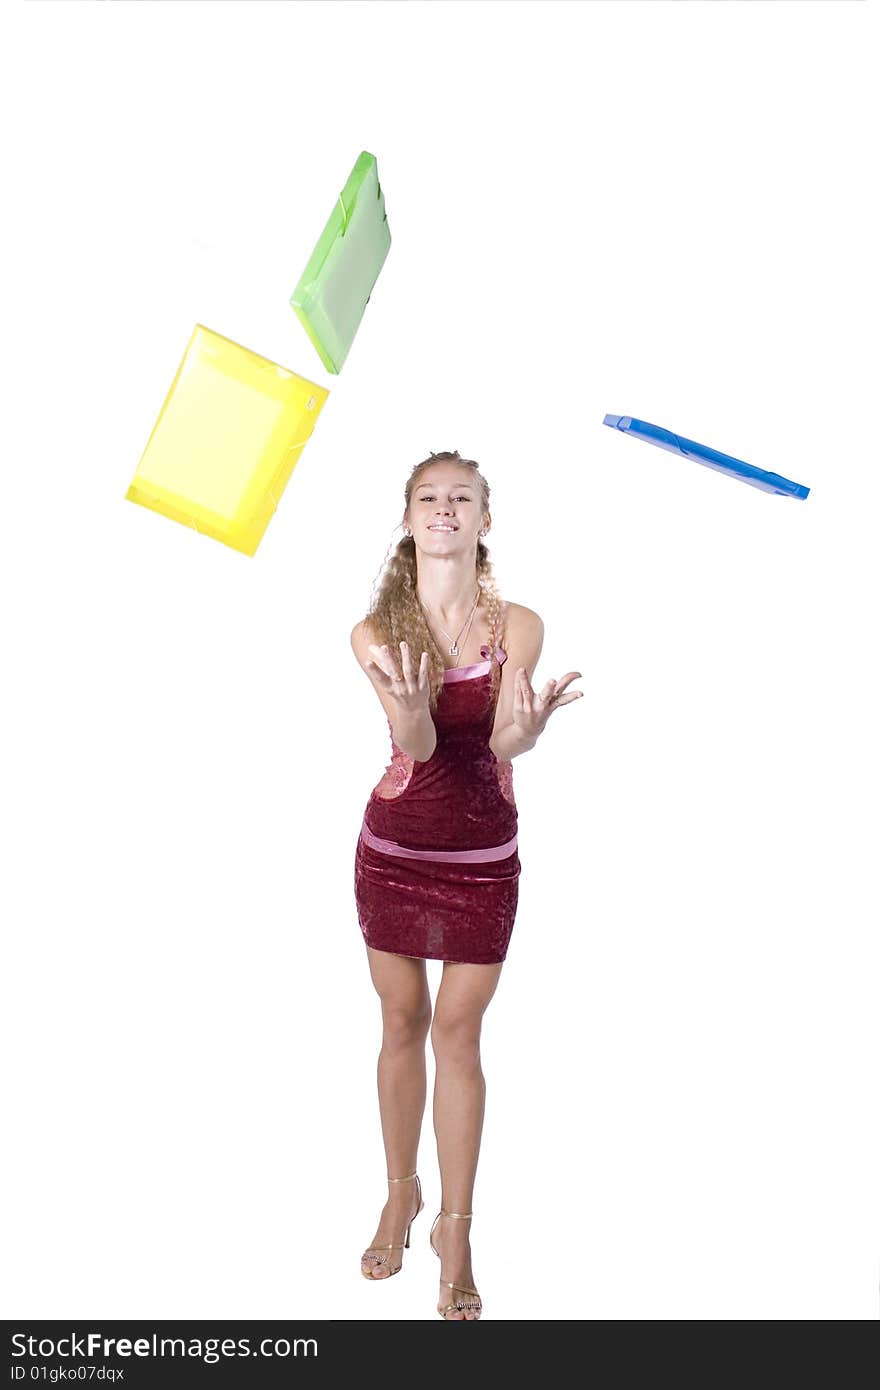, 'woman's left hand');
513,667,584,741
